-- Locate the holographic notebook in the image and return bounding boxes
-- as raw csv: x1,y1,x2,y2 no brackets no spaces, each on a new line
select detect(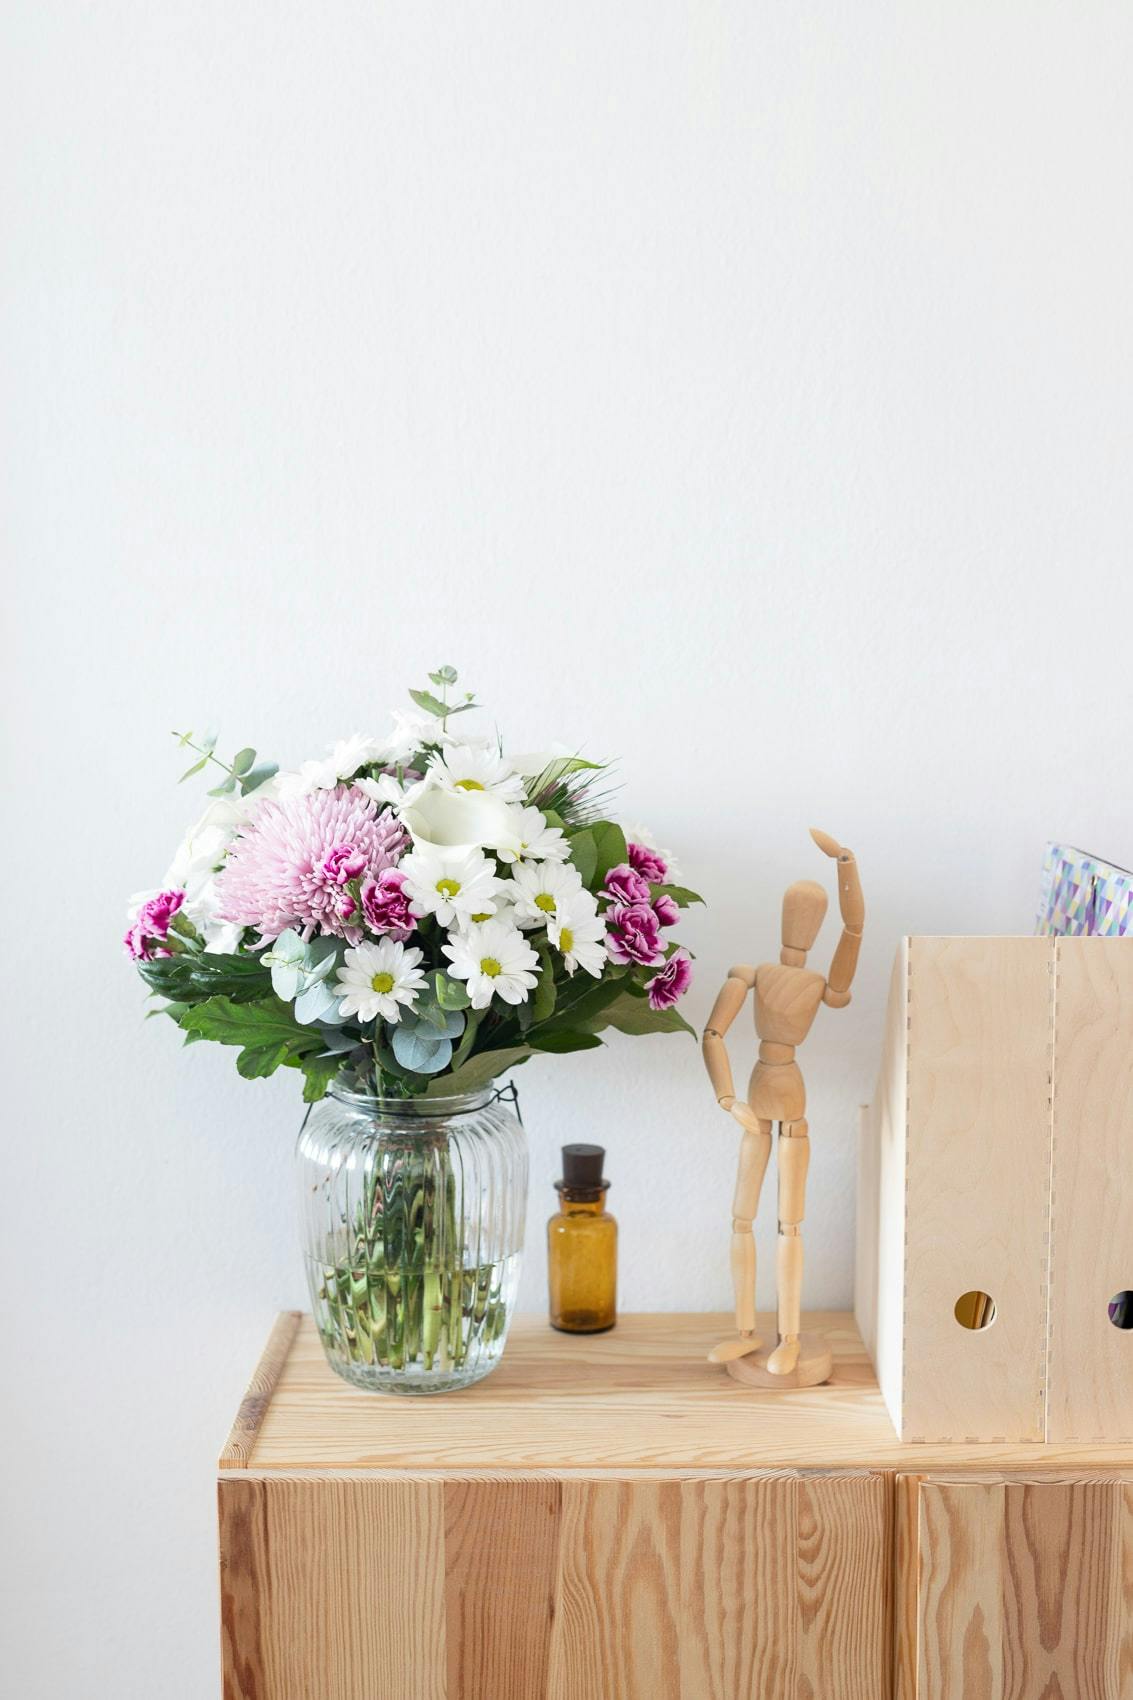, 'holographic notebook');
1036,842,1133,937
